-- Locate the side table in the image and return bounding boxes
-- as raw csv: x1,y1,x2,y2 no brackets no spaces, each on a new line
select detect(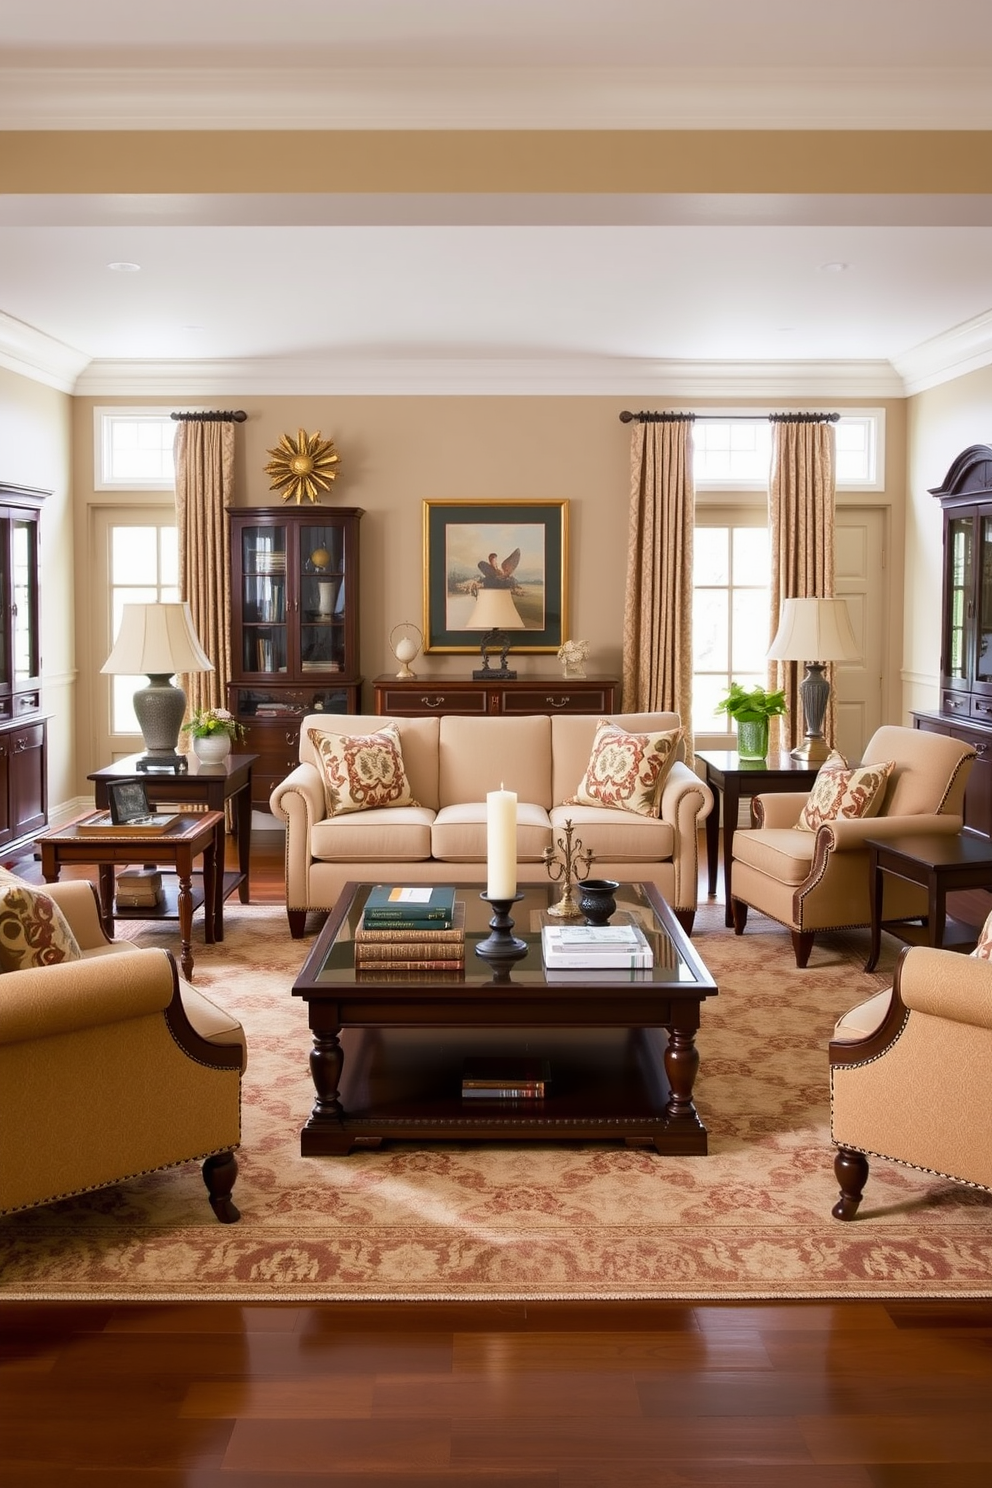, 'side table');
88,752,257,905
38,811,224,981
865,830,992,972
695,750,820,927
